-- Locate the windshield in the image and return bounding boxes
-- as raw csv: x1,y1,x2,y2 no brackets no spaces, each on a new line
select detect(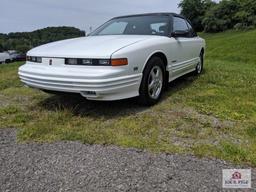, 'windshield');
90,16,170,36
